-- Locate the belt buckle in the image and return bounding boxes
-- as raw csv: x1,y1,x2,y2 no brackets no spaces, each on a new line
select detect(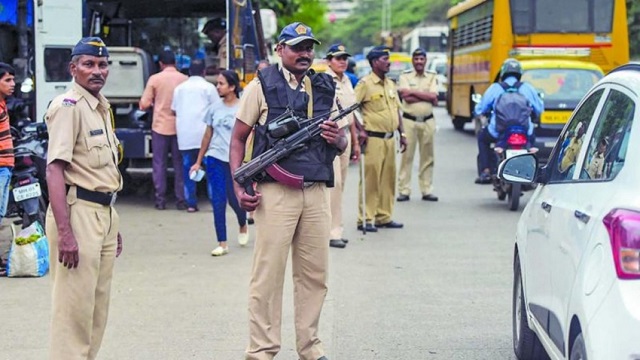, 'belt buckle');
385,132,394,139
109,192,117,206
303,181,315,188
416,115,426,122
